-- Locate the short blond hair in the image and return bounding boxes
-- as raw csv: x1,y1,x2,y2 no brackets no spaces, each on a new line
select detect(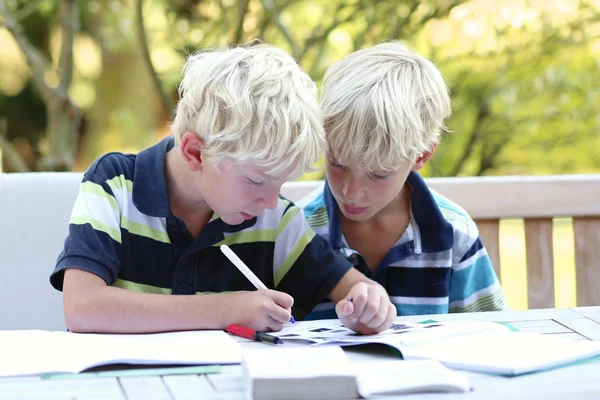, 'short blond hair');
322,41,451,172
171,43,324,178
